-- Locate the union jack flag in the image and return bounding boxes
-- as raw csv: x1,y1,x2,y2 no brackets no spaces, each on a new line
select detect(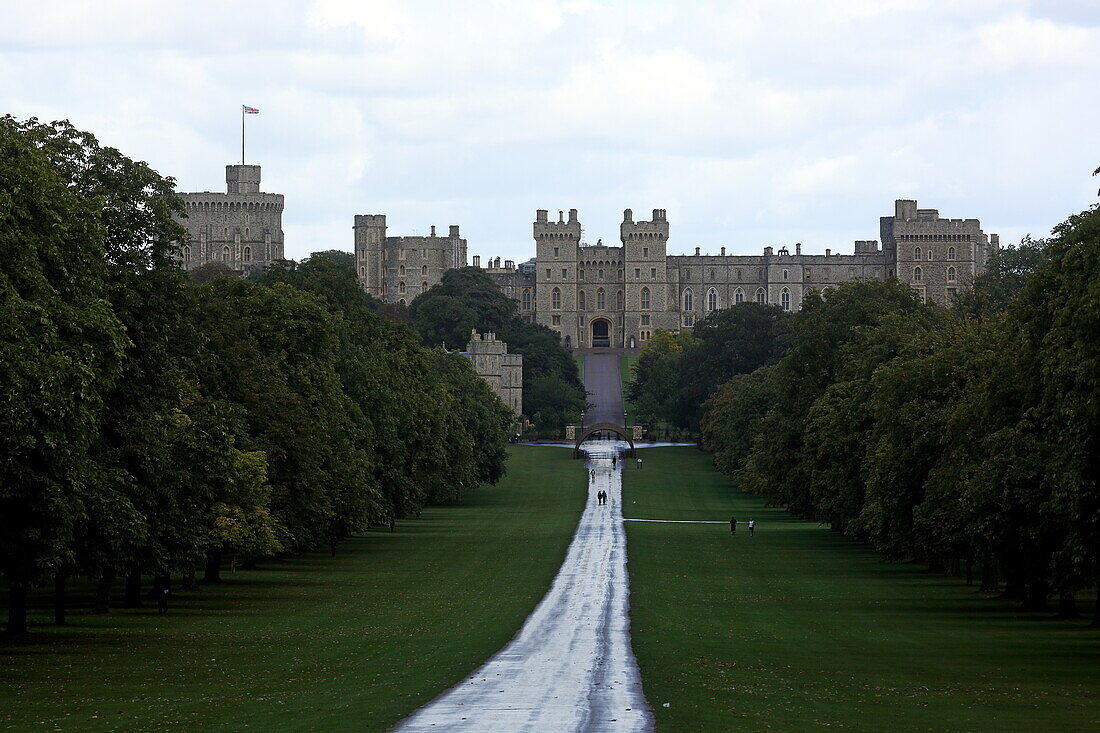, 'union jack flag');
243,105,259,114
